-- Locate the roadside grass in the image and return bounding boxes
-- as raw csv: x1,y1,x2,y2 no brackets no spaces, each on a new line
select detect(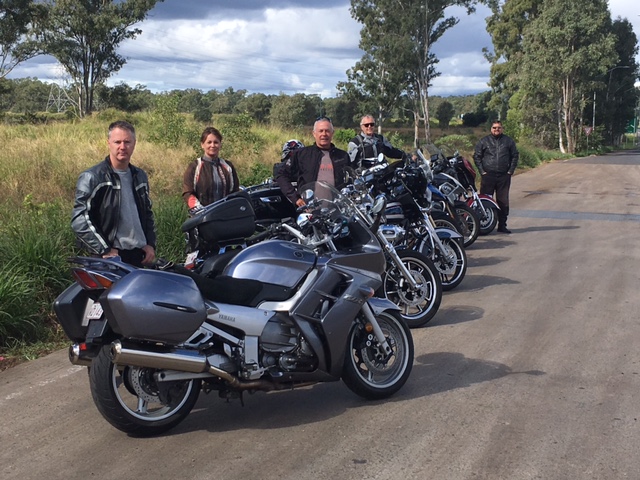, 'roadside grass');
0,113,570,367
